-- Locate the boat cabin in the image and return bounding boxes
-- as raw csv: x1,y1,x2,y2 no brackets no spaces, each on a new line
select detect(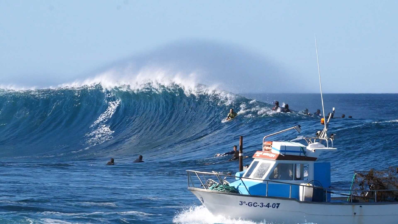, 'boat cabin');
230,141,331,202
